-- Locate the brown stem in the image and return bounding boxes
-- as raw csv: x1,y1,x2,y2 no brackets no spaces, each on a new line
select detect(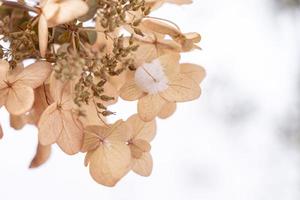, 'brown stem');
1,0,40,13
